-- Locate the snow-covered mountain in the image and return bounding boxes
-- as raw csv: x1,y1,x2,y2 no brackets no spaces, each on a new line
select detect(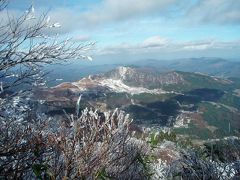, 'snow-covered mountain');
40,66,186,97
34,66,240,140
104,66,185,88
